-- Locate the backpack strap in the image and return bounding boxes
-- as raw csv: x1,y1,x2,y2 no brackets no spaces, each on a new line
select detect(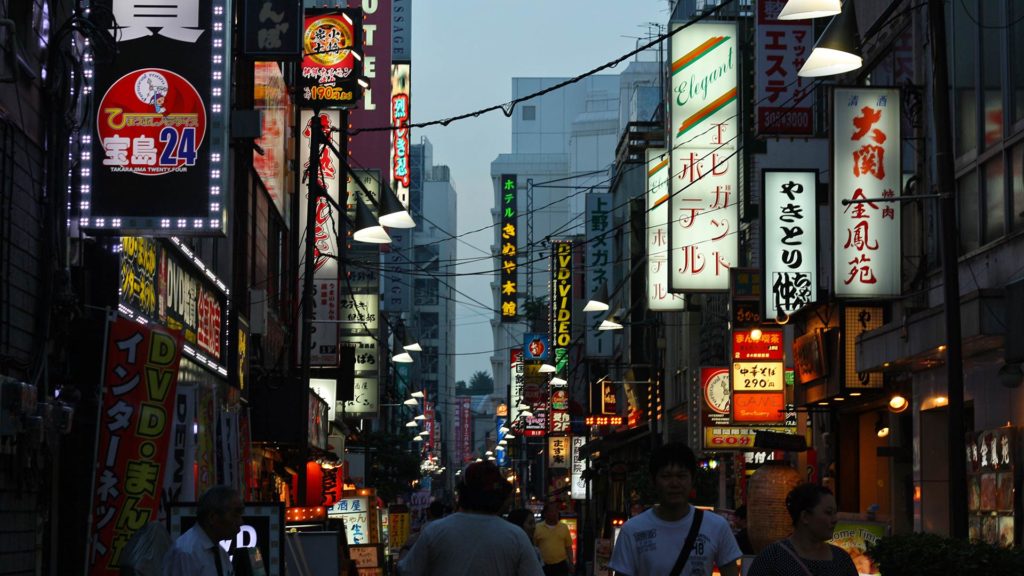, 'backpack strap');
668,507,704,576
